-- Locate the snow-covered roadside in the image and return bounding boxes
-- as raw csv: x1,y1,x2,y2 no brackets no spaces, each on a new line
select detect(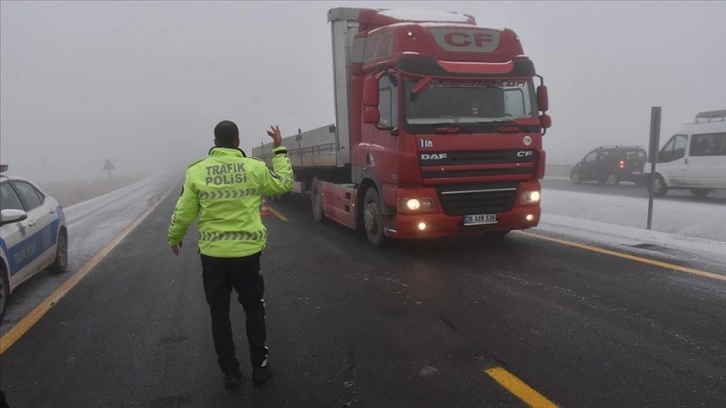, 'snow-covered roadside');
64,173,180,270
540,189,725,242
537,189,725,273
537,214,726,271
